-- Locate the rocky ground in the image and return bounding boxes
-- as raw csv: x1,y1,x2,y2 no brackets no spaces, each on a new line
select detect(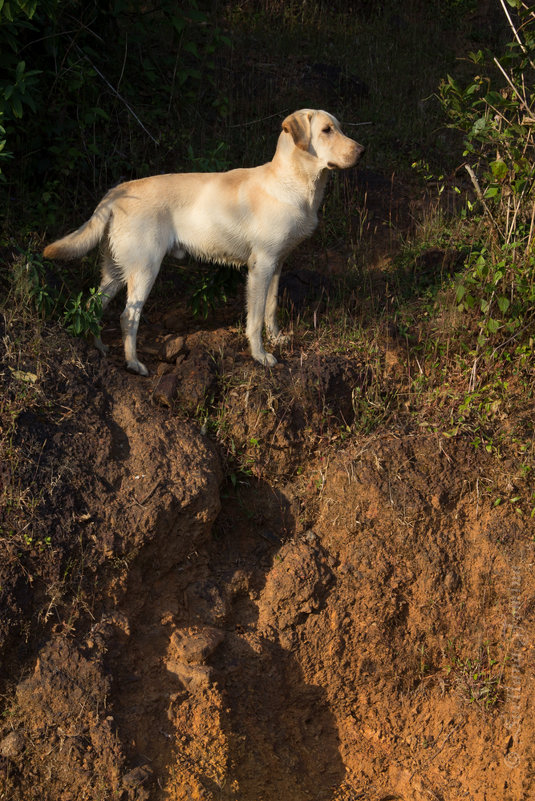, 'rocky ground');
1,173,534,801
